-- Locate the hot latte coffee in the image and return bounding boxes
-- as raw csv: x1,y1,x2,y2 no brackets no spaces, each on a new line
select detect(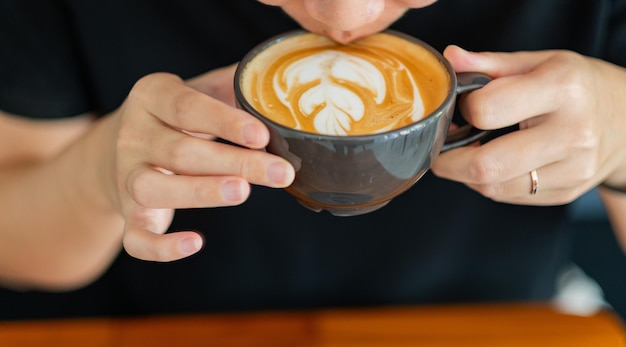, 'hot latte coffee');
235,30,489,215
238,31,451,136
